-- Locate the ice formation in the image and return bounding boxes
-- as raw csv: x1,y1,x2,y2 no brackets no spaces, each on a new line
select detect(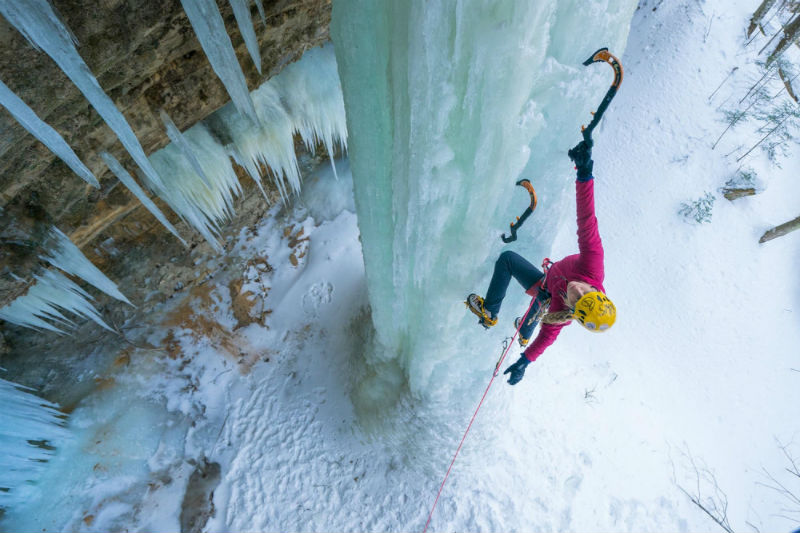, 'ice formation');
0,0,166,191
0,377,68,508
0,227,130,333
144,43,347,245
147,125,241,252
331,0,638,397
99,152,187,246
0,269,112,333
180,0,259,124
41,227,132,306
0,79,98,188
229,0,262,74
159,109,214,188
273,45,348,179
254,0,267,26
